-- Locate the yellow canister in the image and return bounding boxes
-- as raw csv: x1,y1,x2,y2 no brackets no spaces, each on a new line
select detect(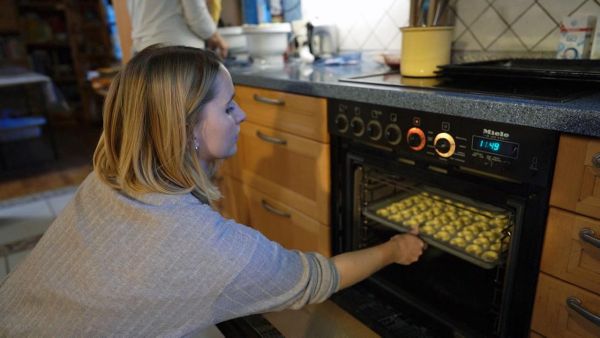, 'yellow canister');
400,26,454,77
